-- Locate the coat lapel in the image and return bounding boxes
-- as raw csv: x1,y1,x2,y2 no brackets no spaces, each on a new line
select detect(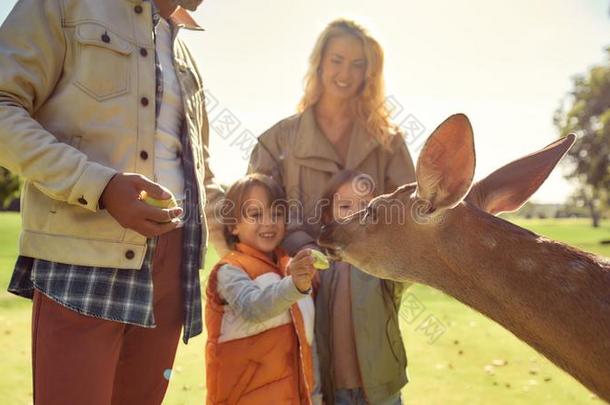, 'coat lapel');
293,108,381,173
293,109,343,173
345,121,381,170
